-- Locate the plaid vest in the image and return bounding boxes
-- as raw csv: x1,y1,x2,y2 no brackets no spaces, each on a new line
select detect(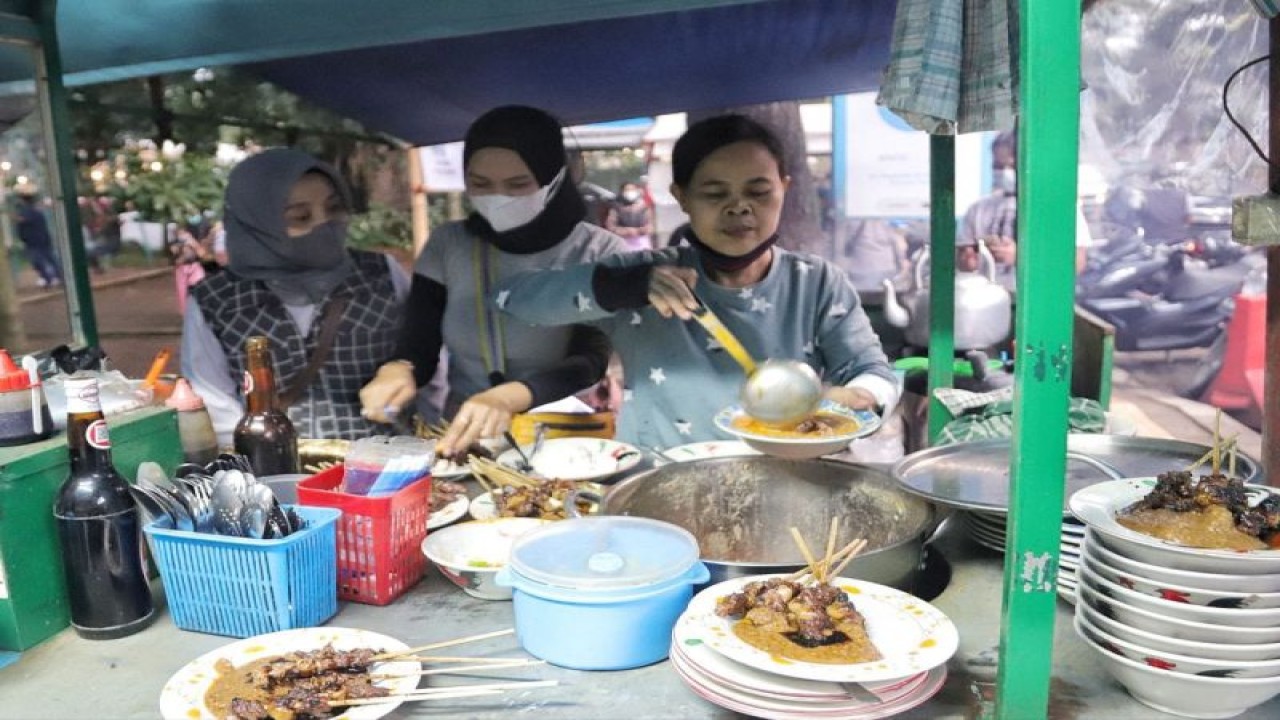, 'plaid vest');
191,250,402,440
